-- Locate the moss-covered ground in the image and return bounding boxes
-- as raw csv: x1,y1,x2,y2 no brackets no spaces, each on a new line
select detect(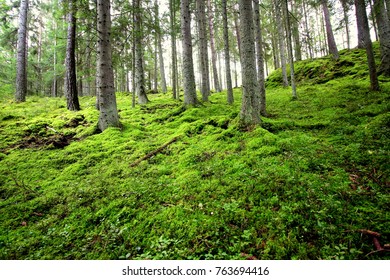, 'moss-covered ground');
0,48,389,260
